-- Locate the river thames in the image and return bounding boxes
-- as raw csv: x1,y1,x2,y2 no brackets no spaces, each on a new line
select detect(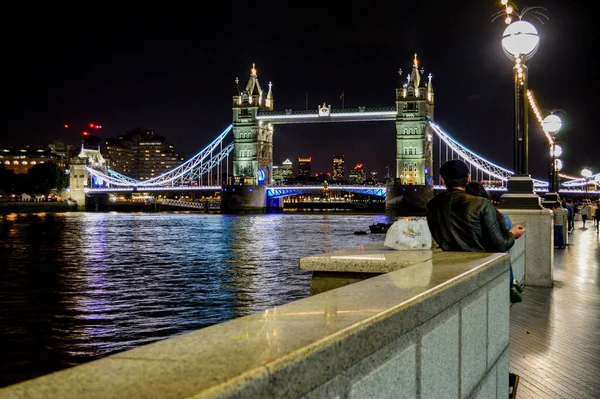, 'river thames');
0,211,391,388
